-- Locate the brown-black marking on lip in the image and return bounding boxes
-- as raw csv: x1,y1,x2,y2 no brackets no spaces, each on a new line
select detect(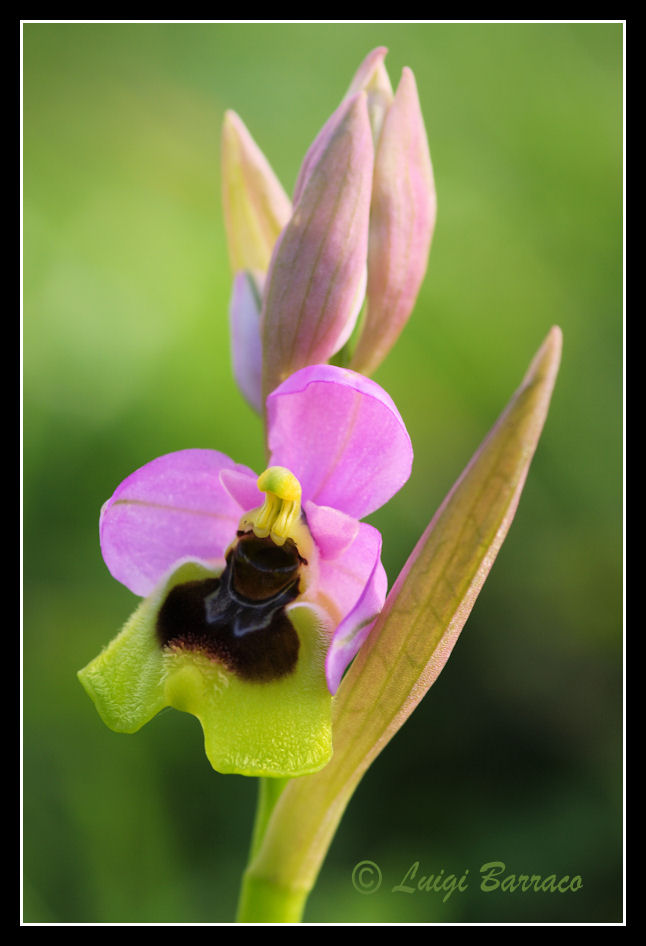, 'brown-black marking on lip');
156,533,305,682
